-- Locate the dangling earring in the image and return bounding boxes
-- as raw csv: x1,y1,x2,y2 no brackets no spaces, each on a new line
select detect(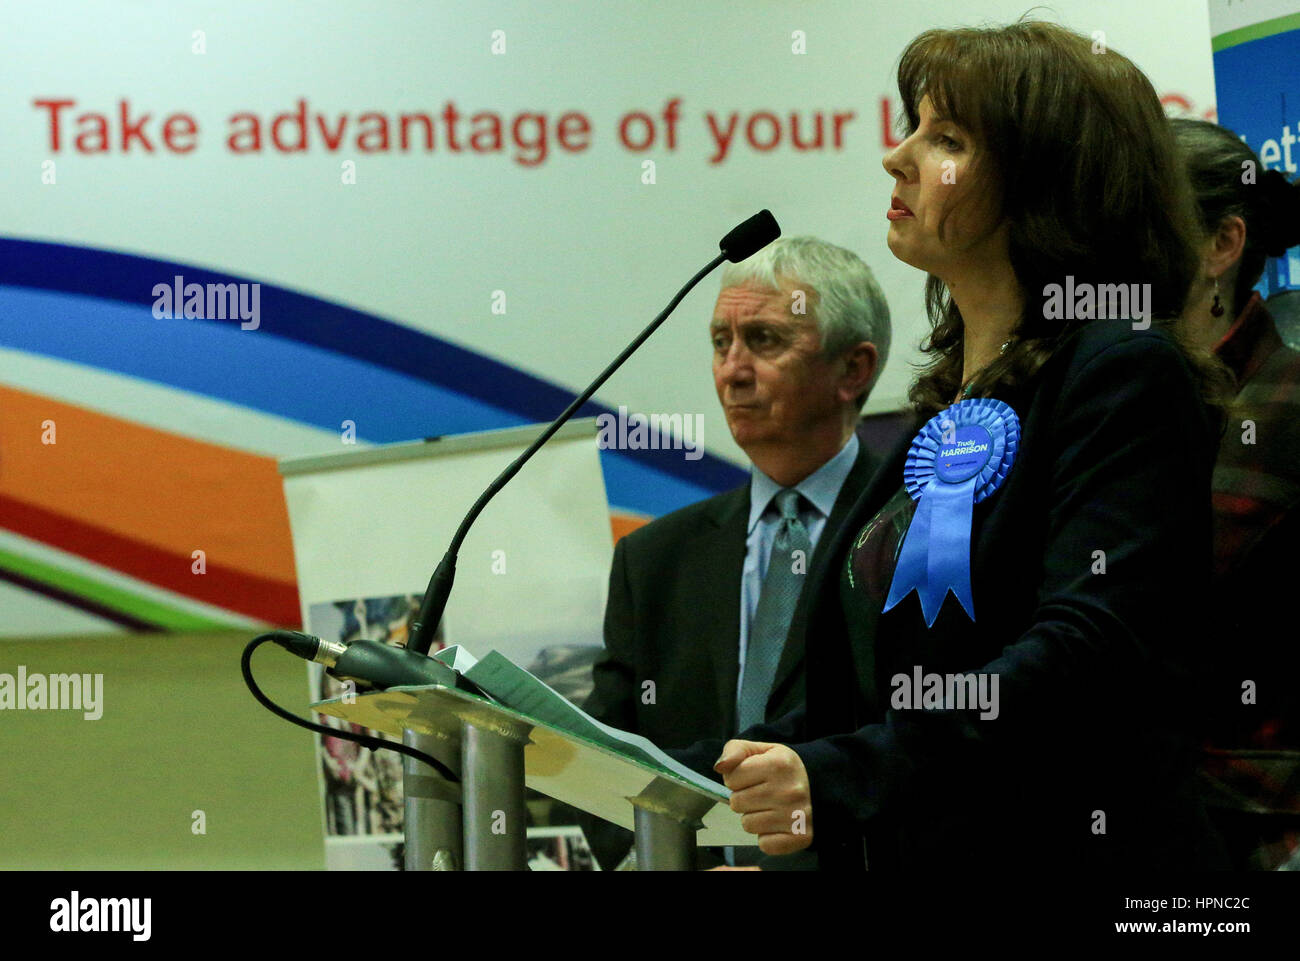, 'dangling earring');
1211,277,1225,318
